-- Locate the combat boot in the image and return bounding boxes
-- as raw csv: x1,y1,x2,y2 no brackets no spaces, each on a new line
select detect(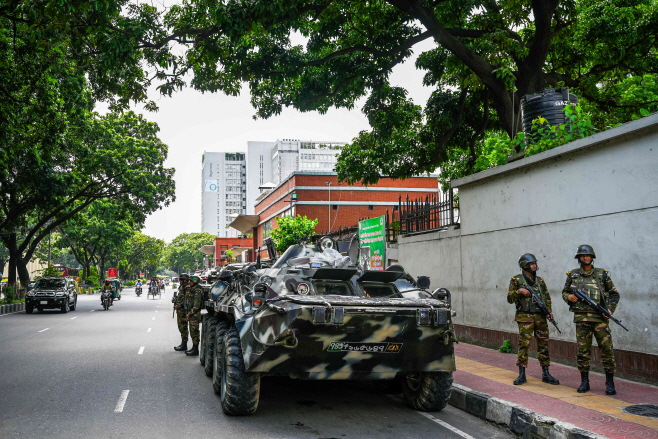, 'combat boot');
513,366,527,385
174,340,188,351
541,365,560,385
577,372,590,393
185,344,199,356
605,372,616,395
